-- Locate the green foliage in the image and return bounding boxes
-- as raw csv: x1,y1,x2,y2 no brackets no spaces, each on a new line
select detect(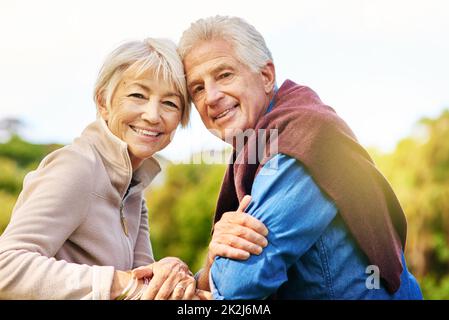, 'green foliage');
0,134,61,168
0,135,62,233
0,190,16,234
0,157,26,195
371,109,449,299
420,275,449,300
146,162,226,272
